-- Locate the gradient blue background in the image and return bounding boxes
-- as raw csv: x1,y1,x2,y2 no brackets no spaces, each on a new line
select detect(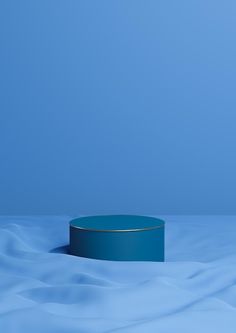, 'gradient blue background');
1,1,236,215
